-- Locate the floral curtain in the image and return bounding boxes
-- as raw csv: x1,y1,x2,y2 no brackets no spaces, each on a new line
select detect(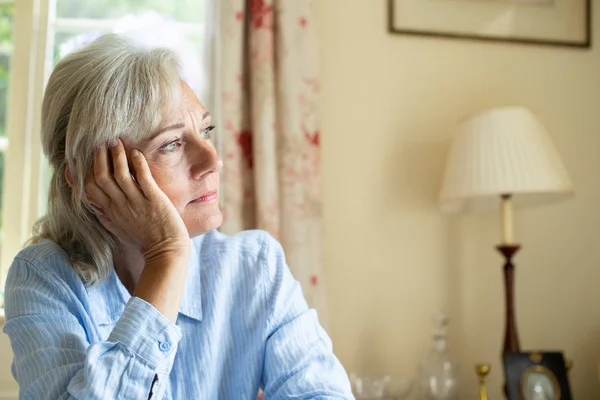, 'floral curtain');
218,0,327,323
